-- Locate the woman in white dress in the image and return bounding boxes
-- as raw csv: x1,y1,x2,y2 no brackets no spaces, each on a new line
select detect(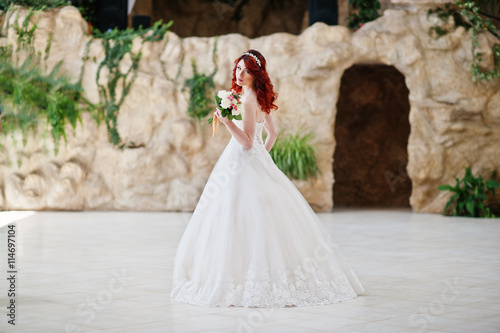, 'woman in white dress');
171,50,364,307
